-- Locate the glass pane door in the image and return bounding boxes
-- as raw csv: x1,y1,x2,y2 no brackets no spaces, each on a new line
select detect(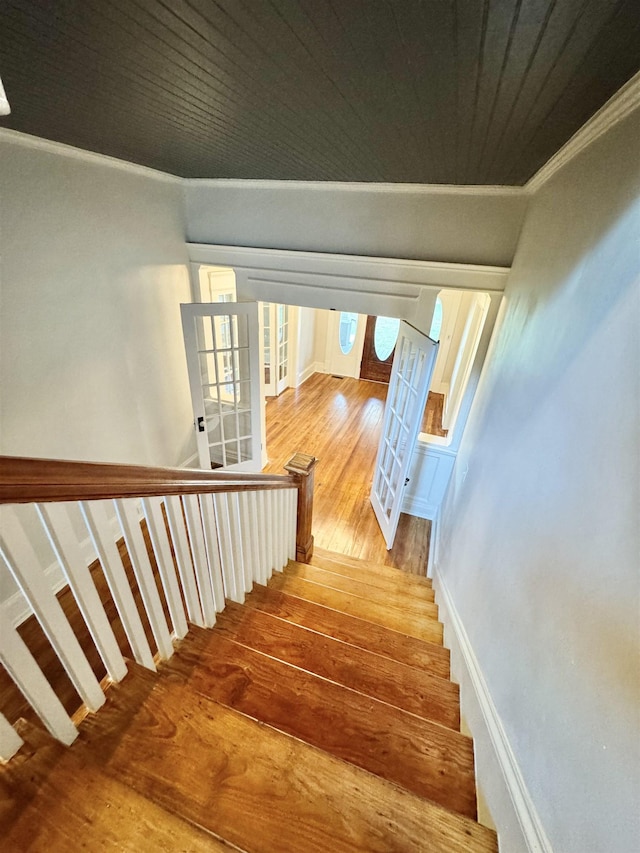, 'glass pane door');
370,322,438,548
181,302,262,472
276,303,289,394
